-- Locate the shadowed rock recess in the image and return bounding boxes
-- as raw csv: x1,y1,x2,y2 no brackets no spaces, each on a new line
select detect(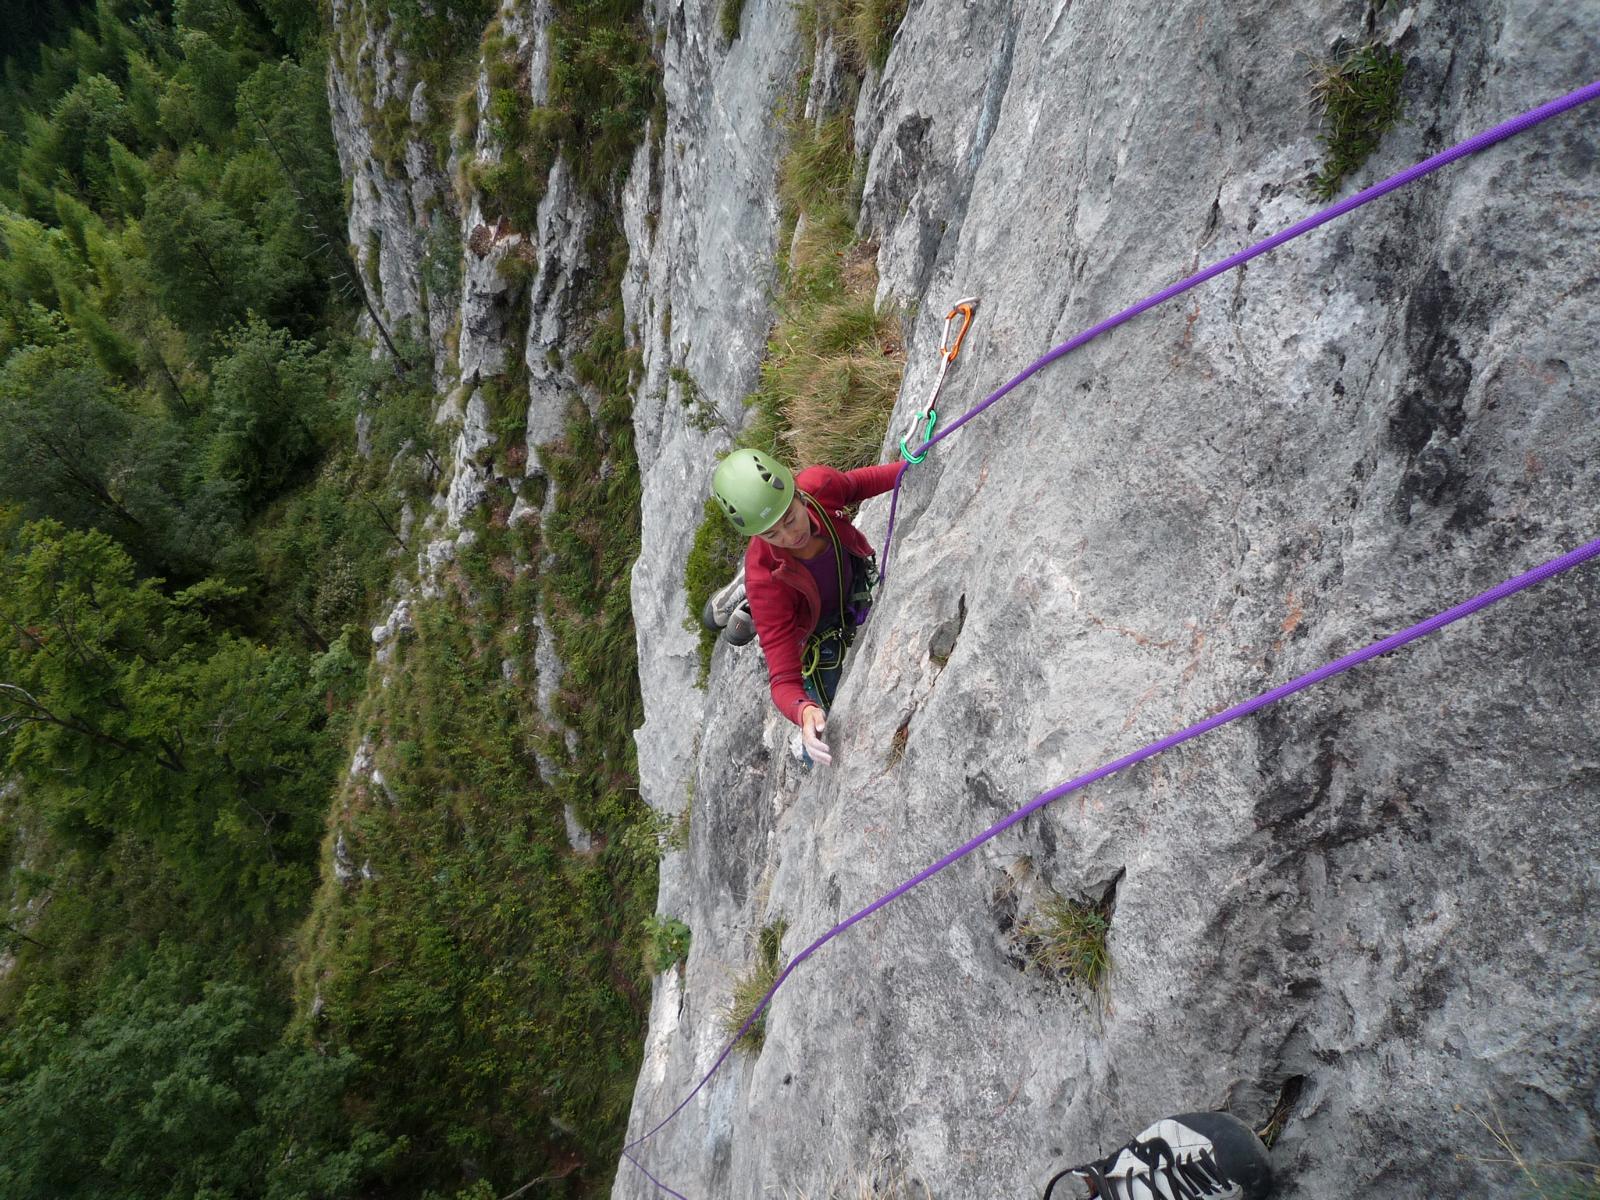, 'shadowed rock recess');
343,0,1598,1194
613,1,1599,1197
